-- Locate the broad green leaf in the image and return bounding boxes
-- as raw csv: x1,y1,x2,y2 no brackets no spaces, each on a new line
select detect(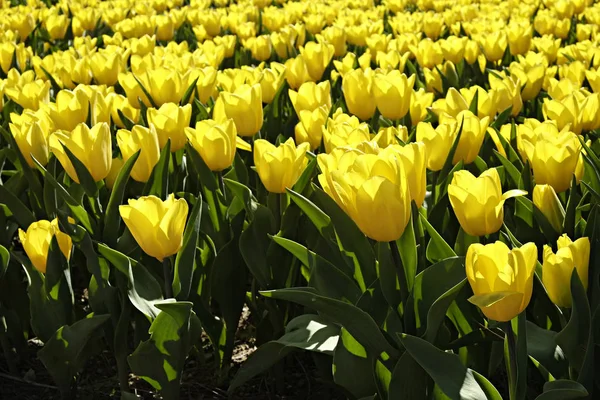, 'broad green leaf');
62,146,98,197
287,187,333,239
421,210,456,263
0,245,8,279
239,205,276,288
535,380,588,400
389,351,431,400
333,327,377,399
143,139,170,198
224,178,258,218
526,321,567,379
173,194,202,300
0,185,35,229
